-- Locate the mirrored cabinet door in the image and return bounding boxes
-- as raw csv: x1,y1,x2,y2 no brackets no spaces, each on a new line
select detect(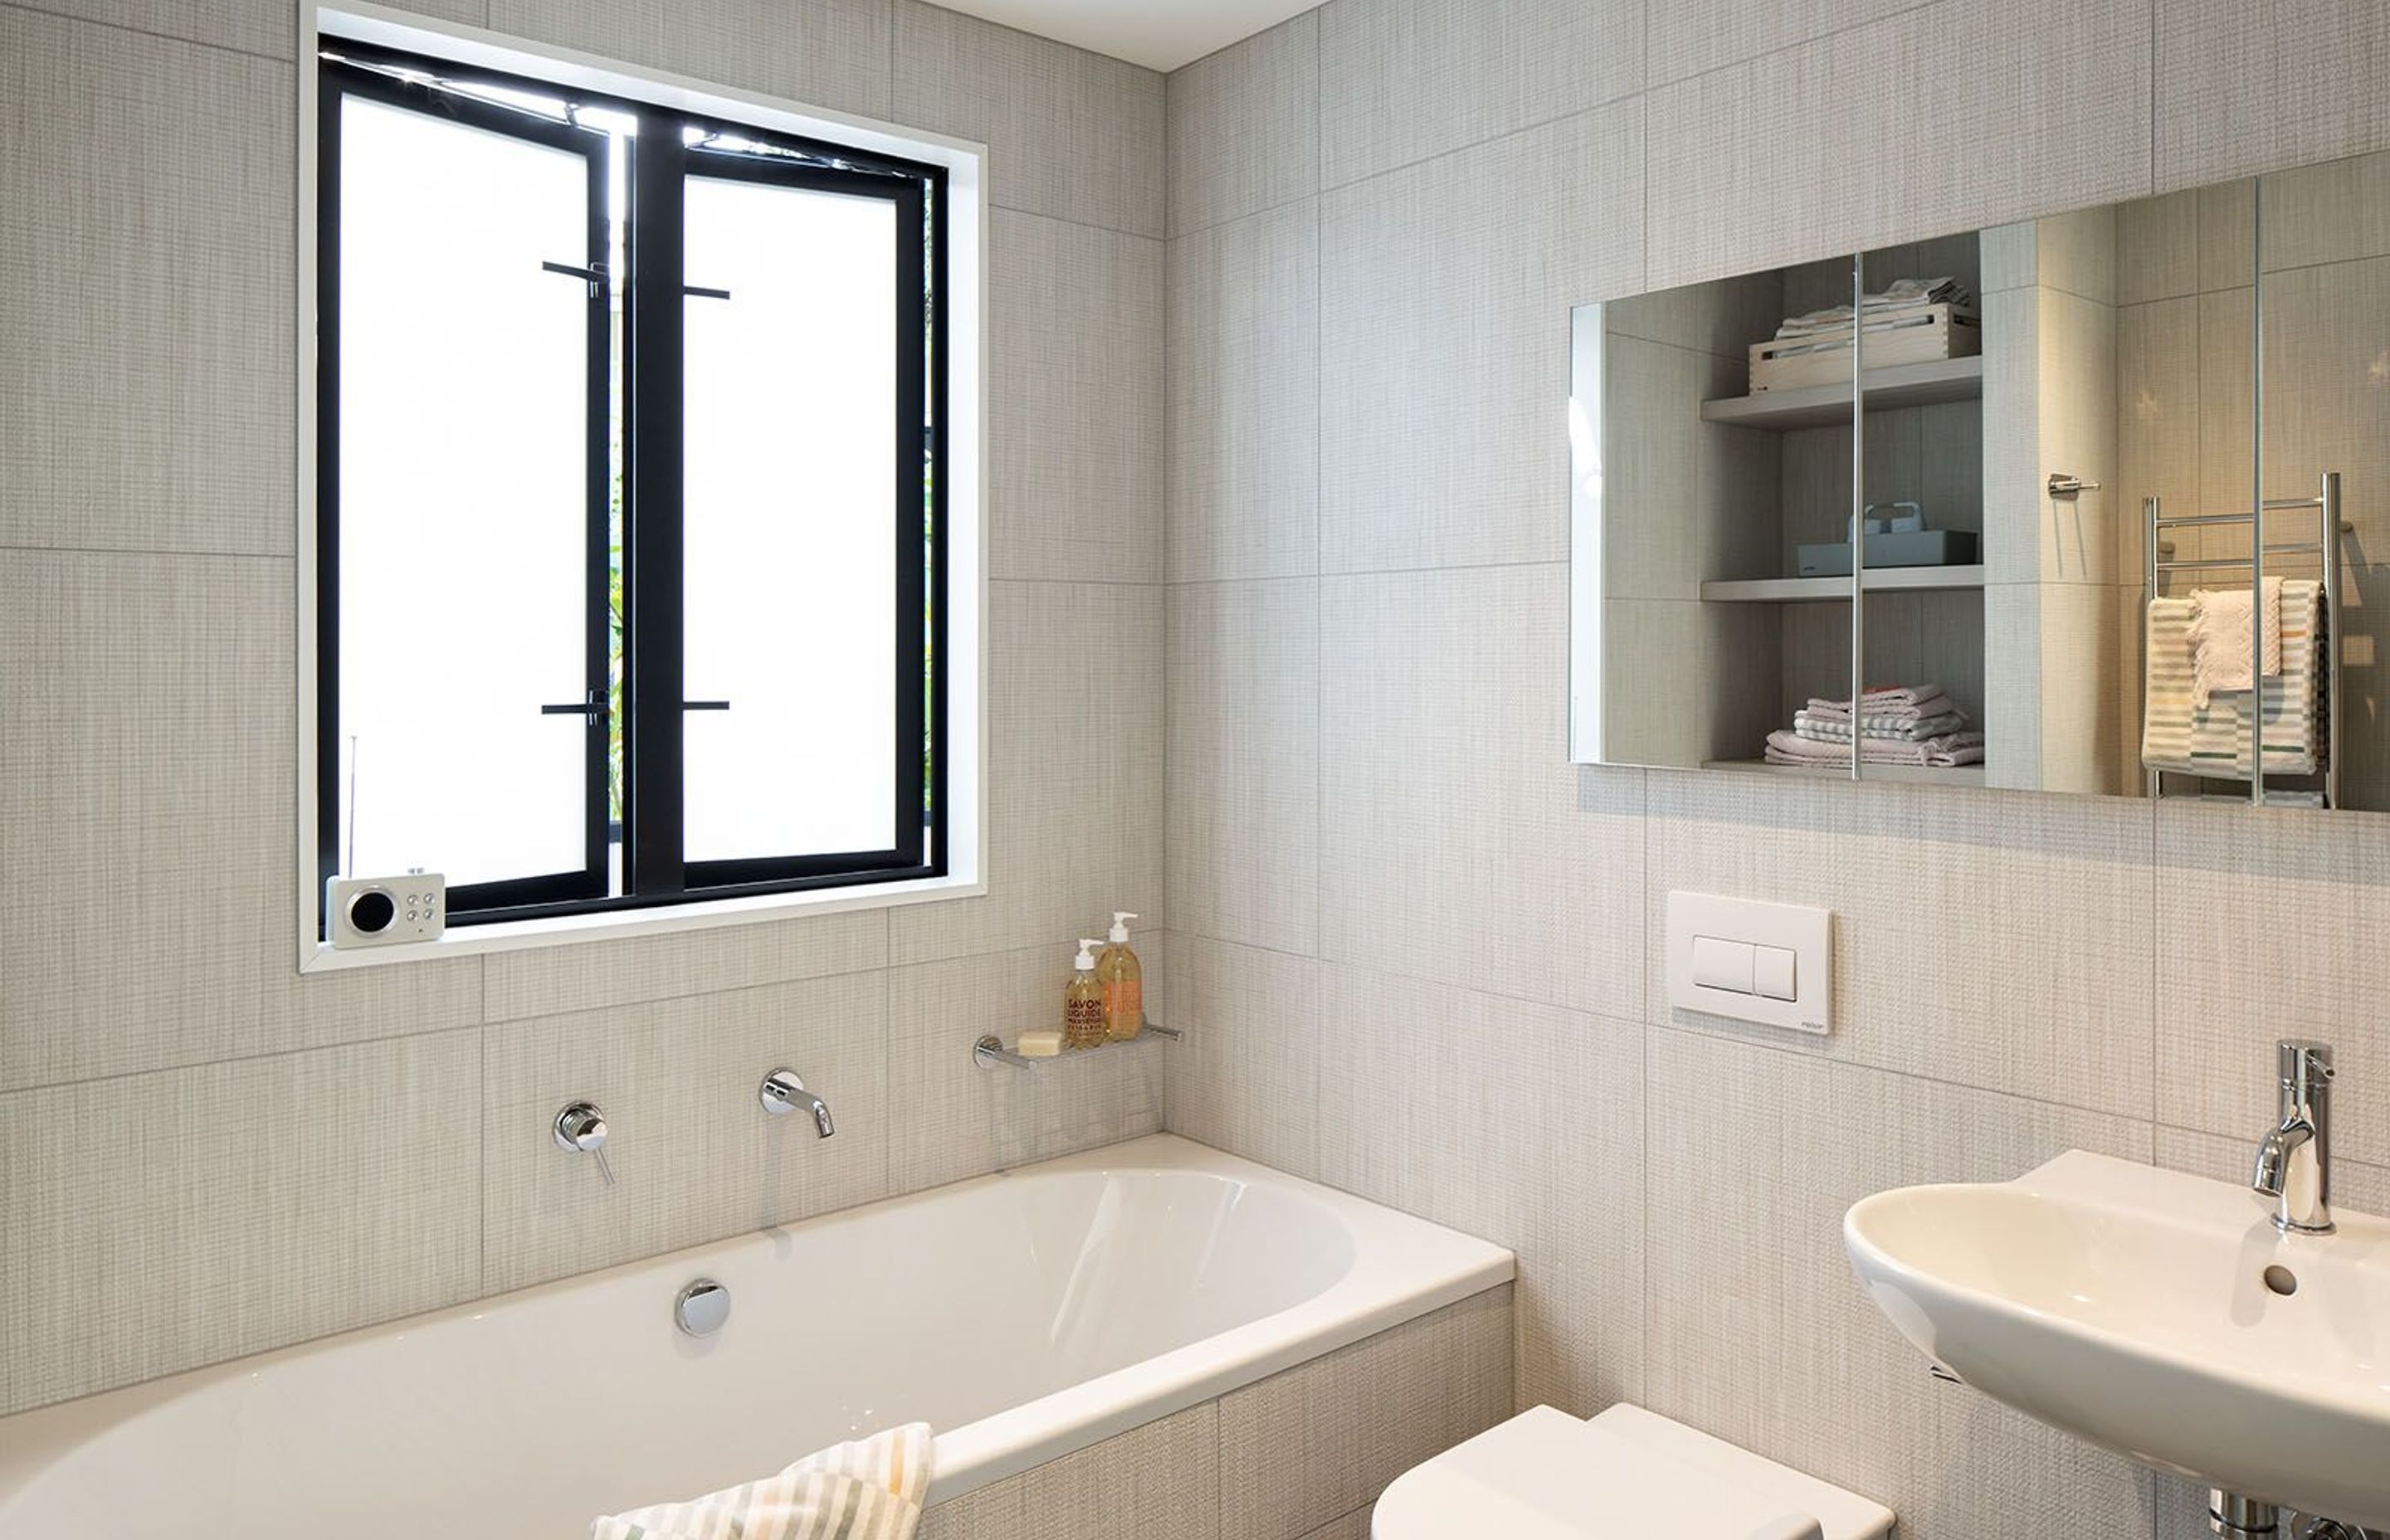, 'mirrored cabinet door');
1568,260,1856,772
1571,145,2390,813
